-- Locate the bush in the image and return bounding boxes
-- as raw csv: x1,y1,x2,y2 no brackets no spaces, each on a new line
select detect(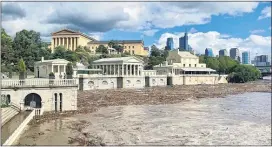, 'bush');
49,72,55,77
66,63,73,76
227,65,261,83
17,58,26,73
